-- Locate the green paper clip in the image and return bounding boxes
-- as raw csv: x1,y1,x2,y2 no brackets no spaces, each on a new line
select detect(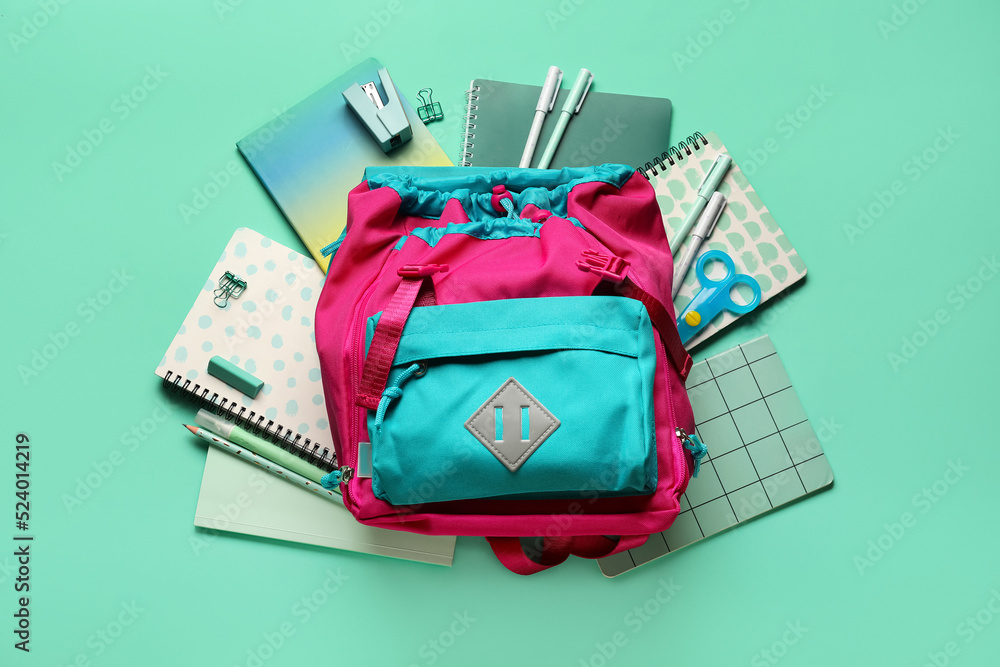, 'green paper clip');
213,271,247,308
416,88,443,124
